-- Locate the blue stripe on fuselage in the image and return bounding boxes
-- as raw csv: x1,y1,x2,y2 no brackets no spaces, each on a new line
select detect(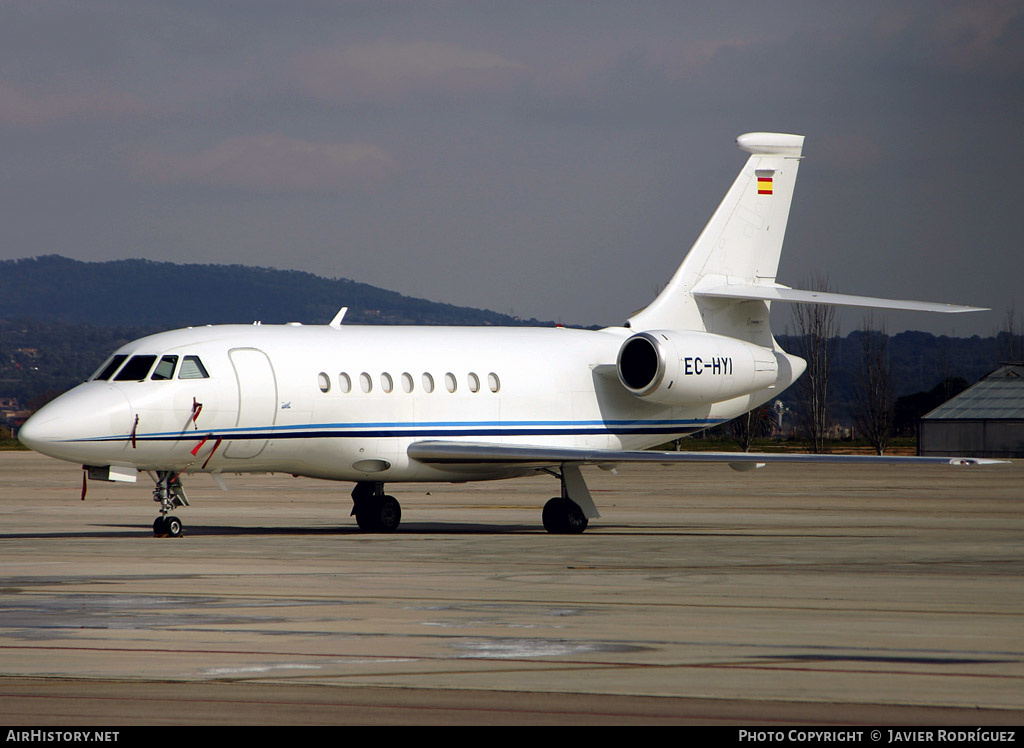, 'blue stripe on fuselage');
66,418,722,443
